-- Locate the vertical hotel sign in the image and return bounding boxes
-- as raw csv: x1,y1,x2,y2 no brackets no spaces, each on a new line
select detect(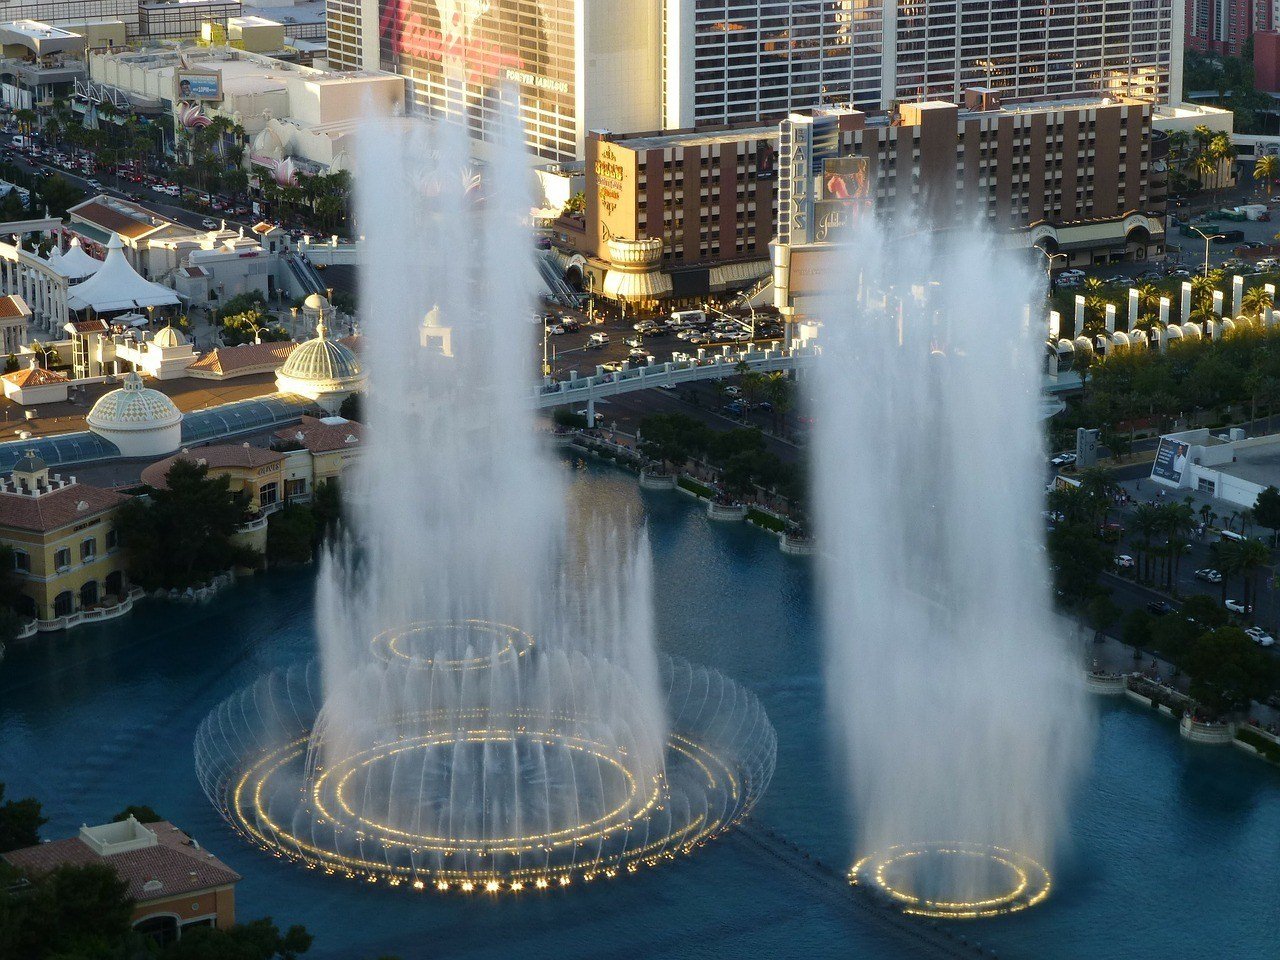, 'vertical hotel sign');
594,143,633,252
